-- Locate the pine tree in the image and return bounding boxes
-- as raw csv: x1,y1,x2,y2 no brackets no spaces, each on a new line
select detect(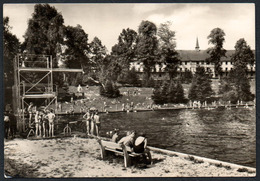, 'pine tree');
152,80,186,104
188,67,214,102
152,81,169,105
